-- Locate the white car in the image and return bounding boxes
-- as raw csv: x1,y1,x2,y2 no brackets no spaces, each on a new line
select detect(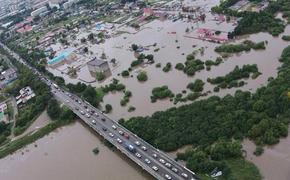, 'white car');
152,166,158,171
181,173,188,178
85,114,91,118
152,153,157,158
66,100,70,103
117,138,122,144
144,158,151,164
141,146,147,151
165,162,172,168
171,167,178,173
159,159,165,164
118,130,124,135
92,120,96,124
135,141,141,146
95,112,99,117
165,174,172,180
112,125,117,130
135,153,141,158
109,133,114,137
80,111,85,115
